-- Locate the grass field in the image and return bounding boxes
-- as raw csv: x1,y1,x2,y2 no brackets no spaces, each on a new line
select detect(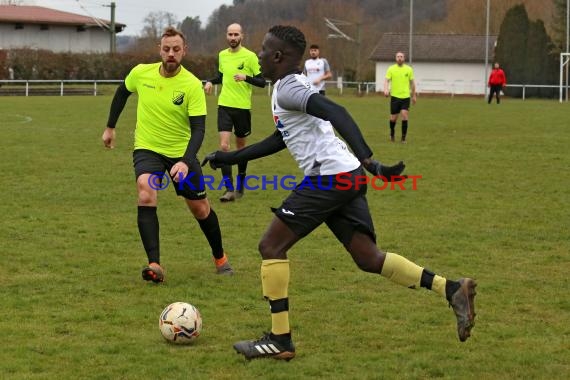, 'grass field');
1,93,568,379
